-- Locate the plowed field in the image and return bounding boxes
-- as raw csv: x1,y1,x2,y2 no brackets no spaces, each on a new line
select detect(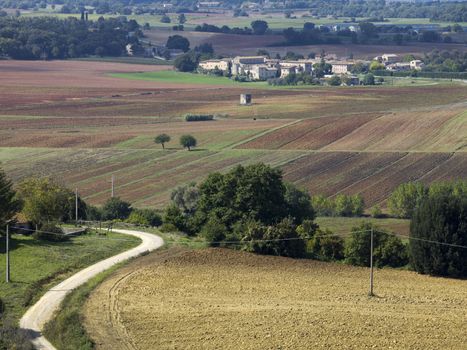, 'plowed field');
83,248,467,350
